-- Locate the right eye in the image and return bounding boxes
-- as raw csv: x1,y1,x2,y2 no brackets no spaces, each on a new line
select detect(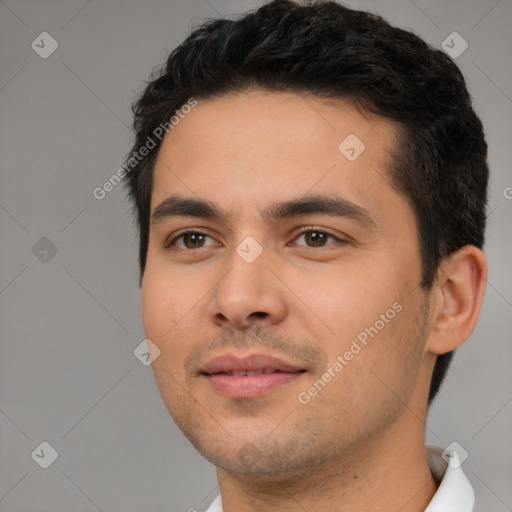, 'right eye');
165,230,218,250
